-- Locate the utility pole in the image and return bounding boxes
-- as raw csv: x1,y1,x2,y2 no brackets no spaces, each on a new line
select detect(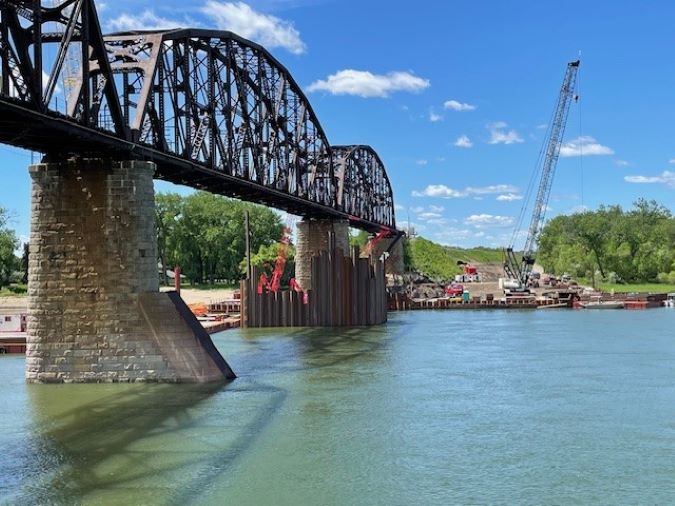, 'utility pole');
244,210,252,279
